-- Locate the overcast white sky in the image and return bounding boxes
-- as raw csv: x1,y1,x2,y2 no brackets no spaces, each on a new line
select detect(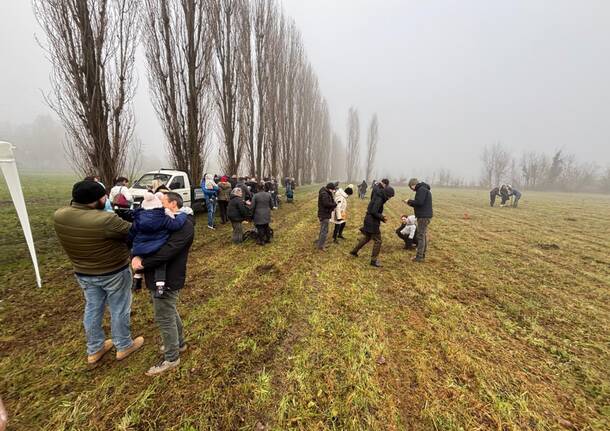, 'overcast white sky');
1,0,609,179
